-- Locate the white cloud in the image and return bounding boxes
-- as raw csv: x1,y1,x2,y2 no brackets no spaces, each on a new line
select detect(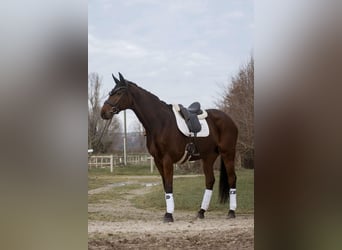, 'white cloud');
88,33,147,58
226,10,245,19
167,0,209,14
184,52,213,67
123,0,161,6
